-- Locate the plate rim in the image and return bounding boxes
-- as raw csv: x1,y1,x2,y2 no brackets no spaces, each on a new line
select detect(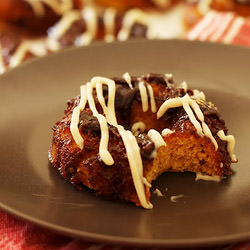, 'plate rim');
0,38,249,79
0,39,250,248
1,202,250,248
